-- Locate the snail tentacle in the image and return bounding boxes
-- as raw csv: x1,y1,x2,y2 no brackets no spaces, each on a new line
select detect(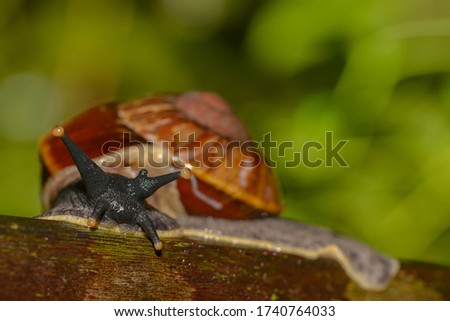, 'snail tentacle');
136,210,163,251
87,200,108,228
52,126,110,199
132,169,191,201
